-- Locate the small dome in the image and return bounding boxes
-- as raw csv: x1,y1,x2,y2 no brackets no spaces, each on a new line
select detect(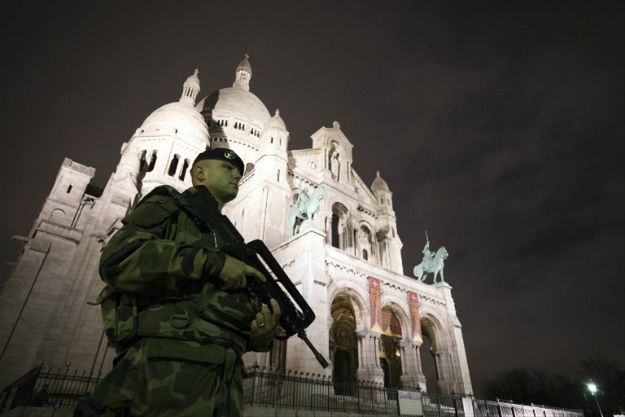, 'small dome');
264,109,286,131
139,101,208,146
199,86,271,128
371,171,390,193
180,68,201,106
